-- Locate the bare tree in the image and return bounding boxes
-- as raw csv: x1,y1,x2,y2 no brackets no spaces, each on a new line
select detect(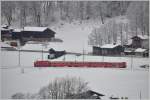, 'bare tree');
17,1,30,27
38,76,89,99
1,1,16,26
11,76,89,99
29,1,43,26
1,1,132,27
126,1,149,35
97,2,105,24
